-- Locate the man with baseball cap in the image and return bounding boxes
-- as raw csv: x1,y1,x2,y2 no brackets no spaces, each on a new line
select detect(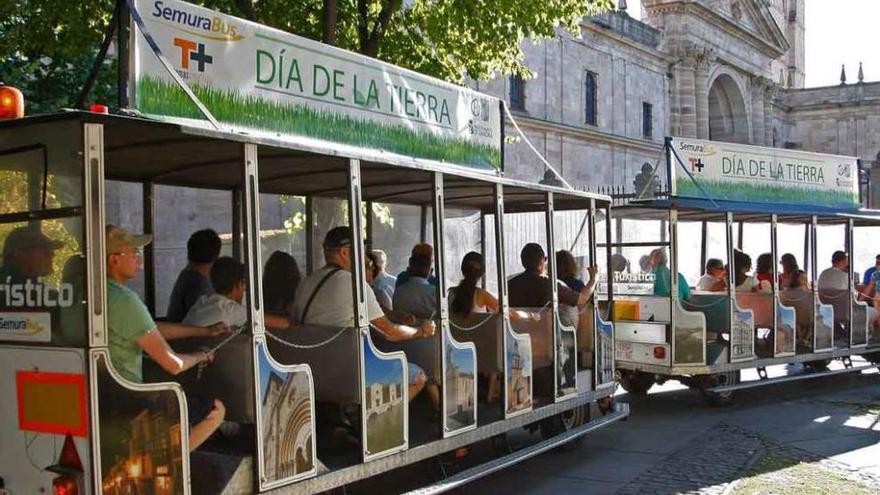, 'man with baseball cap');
292,226,435,401
106,224,229,451
0,225,64,283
